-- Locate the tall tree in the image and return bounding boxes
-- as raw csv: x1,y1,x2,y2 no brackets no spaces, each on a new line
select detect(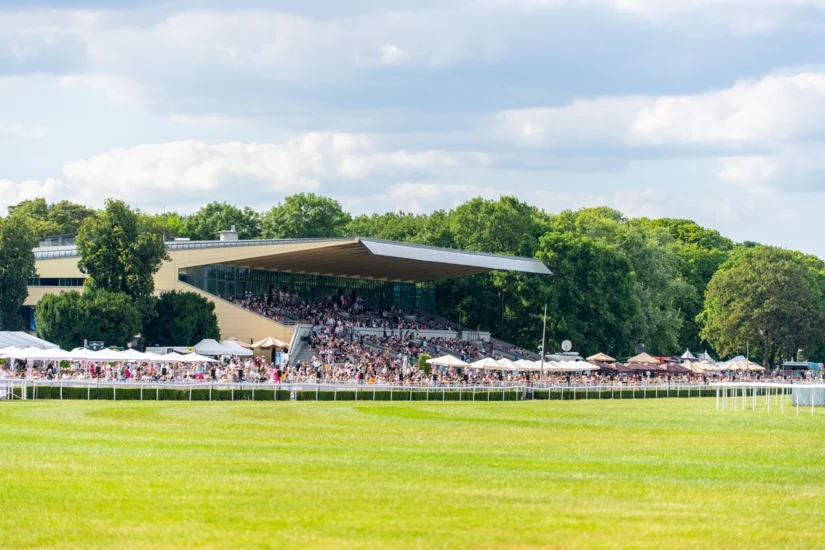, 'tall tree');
534,232,640,357
261,193,351,239
700,246,825,367
0,216,37,330
449,196,540,336
144,291,220,346
8,198,96,238
35,288,142,350
180,202,261,241
76,199,169,324
553,208,691,355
